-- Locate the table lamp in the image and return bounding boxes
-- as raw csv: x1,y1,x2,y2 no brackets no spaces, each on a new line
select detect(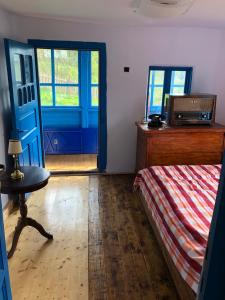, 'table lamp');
8,139,24,180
